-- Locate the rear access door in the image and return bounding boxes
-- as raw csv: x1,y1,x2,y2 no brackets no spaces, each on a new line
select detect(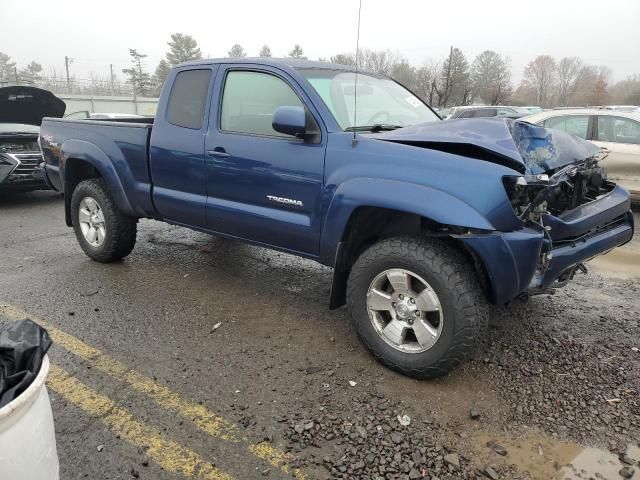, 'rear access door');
150,66,218,227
